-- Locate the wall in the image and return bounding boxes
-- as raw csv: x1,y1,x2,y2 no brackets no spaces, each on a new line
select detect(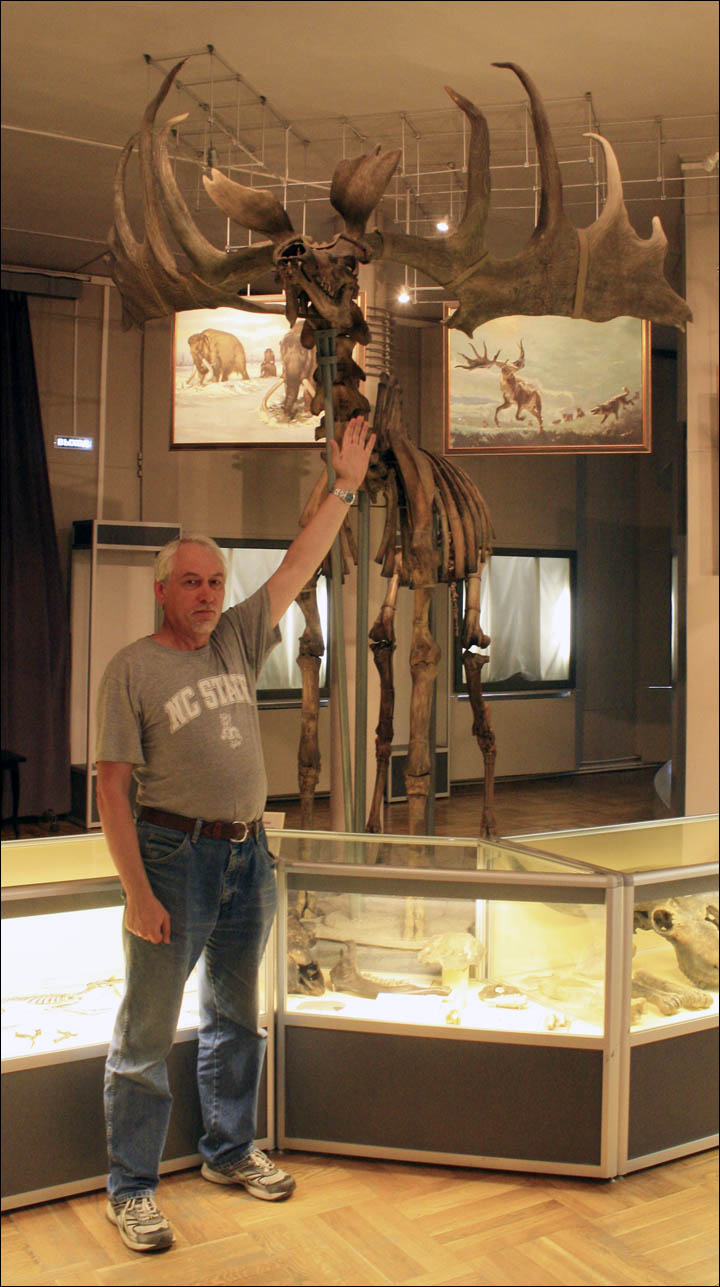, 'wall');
28,272,680,809
683,175,719,815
